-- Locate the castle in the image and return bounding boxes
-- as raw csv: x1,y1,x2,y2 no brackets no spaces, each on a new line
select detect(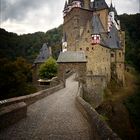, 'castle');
62,0,125,85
